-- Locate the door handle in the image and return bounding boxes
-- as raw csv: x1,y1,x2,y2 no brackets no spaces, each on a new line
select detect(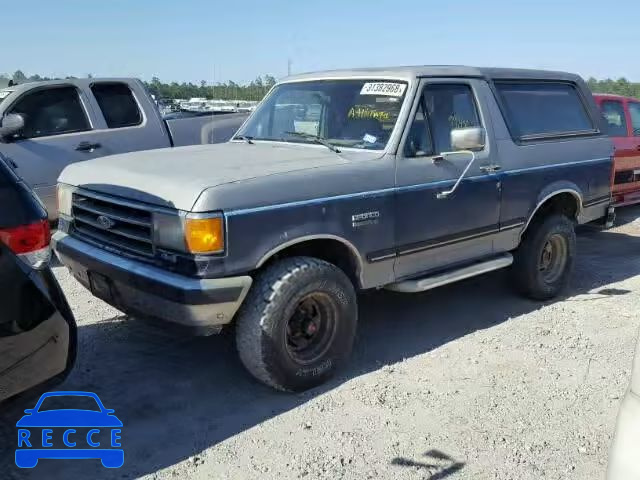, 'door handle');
479,164,501,173
75,141,101,152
